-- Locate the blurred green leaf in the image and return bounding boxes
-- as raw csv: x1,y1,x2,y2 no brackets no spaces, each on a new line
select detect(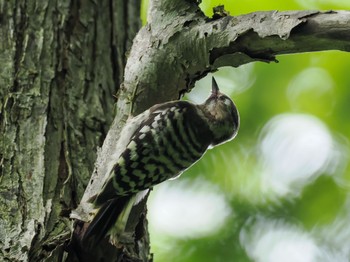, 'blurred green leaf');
291,175,347,229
